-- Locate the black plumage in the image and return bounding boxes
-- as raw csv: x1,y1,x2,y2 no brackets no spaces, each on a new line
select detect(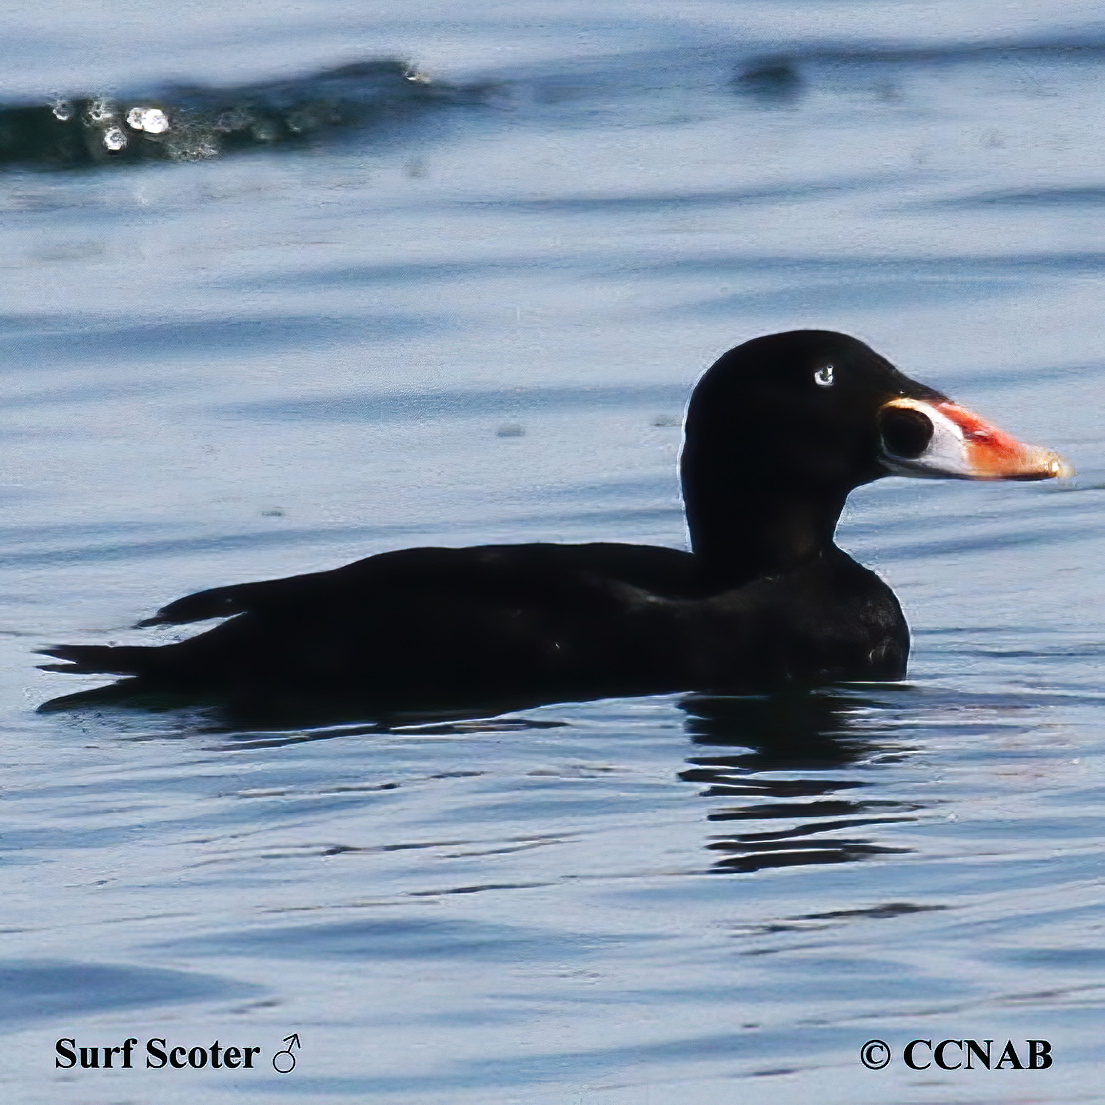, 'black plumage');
40,330,1066,712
